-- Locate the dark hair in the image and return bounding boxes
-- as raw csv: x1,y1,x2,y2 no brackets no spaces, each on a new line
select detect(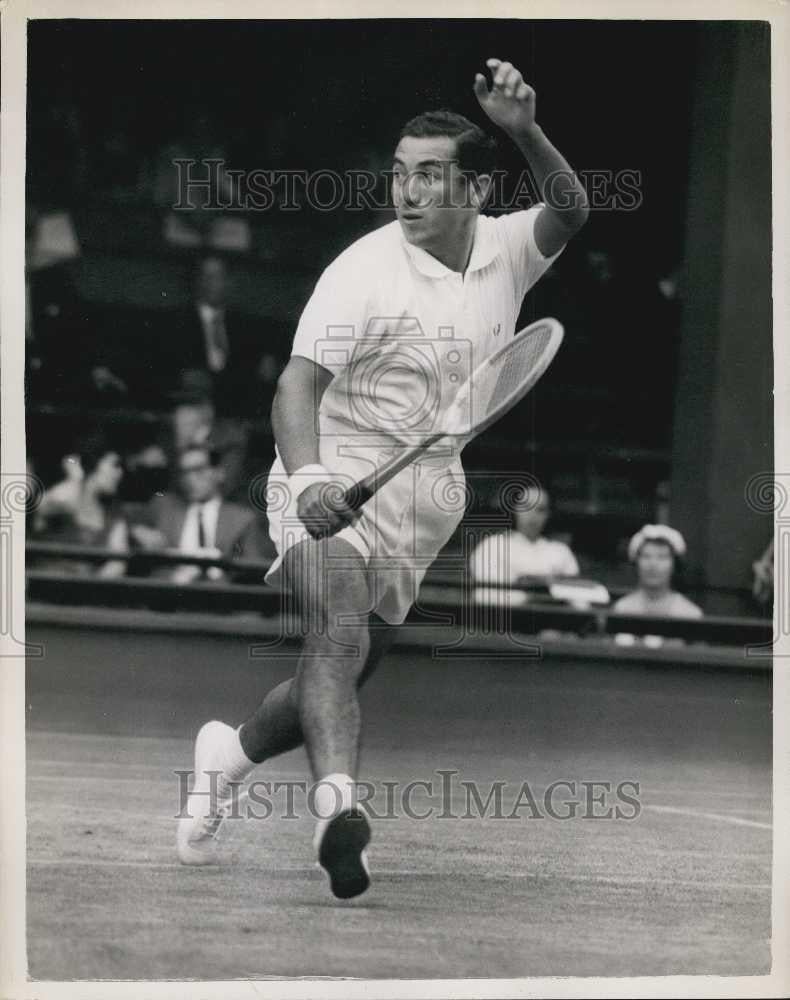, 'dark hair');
636,537,686,586
73,432,118,477
399,109,497,178
508,478,548,529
